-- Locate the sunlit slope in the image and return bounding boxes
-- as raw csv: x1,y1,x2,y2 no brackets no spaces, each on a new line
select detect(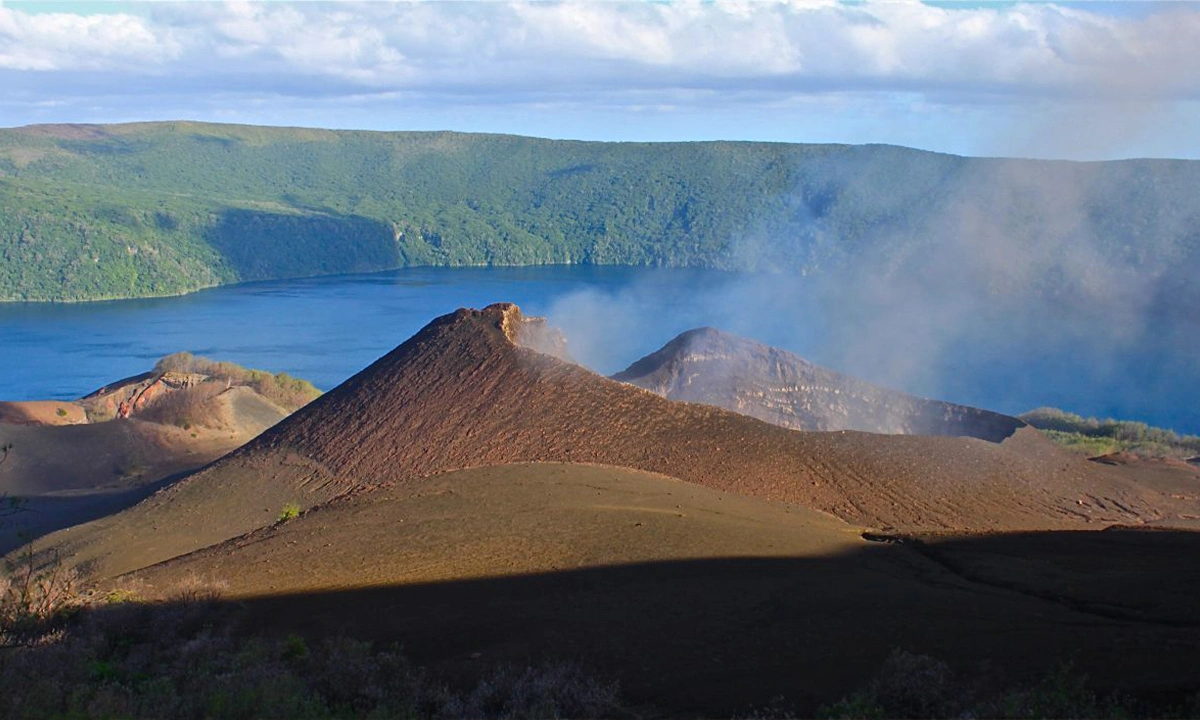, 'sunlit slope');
0,381,291,503
122,464,1200,717
241,304,1175,531
33,303,1189,585
2,121,1198,302
128,463,861,596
